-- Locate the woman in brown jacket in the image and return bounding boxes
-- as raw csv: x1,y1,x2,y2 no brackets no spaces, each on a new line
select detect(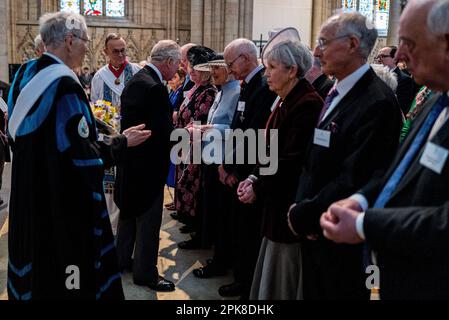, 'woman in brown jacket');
237,28,323,300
